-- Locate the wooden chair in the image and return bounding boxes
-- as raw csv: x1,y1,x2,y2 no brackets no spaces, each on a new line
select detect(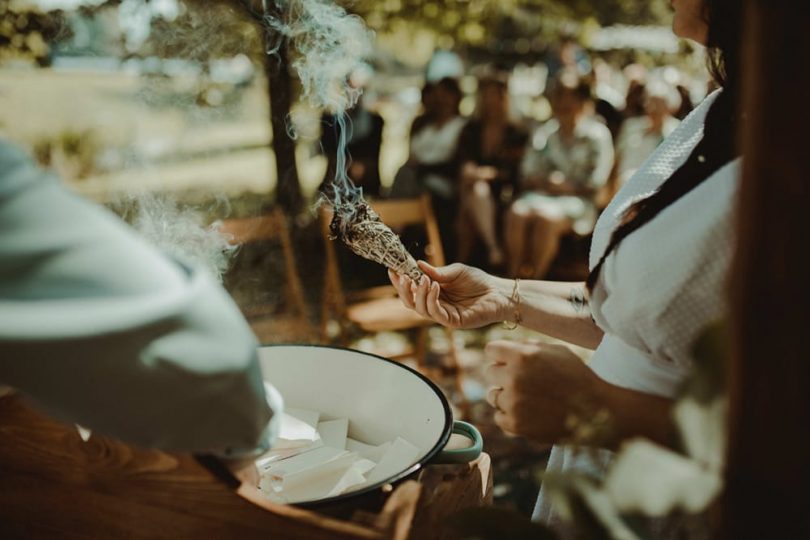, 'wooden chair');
319,195,466,411
220,209,315,344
